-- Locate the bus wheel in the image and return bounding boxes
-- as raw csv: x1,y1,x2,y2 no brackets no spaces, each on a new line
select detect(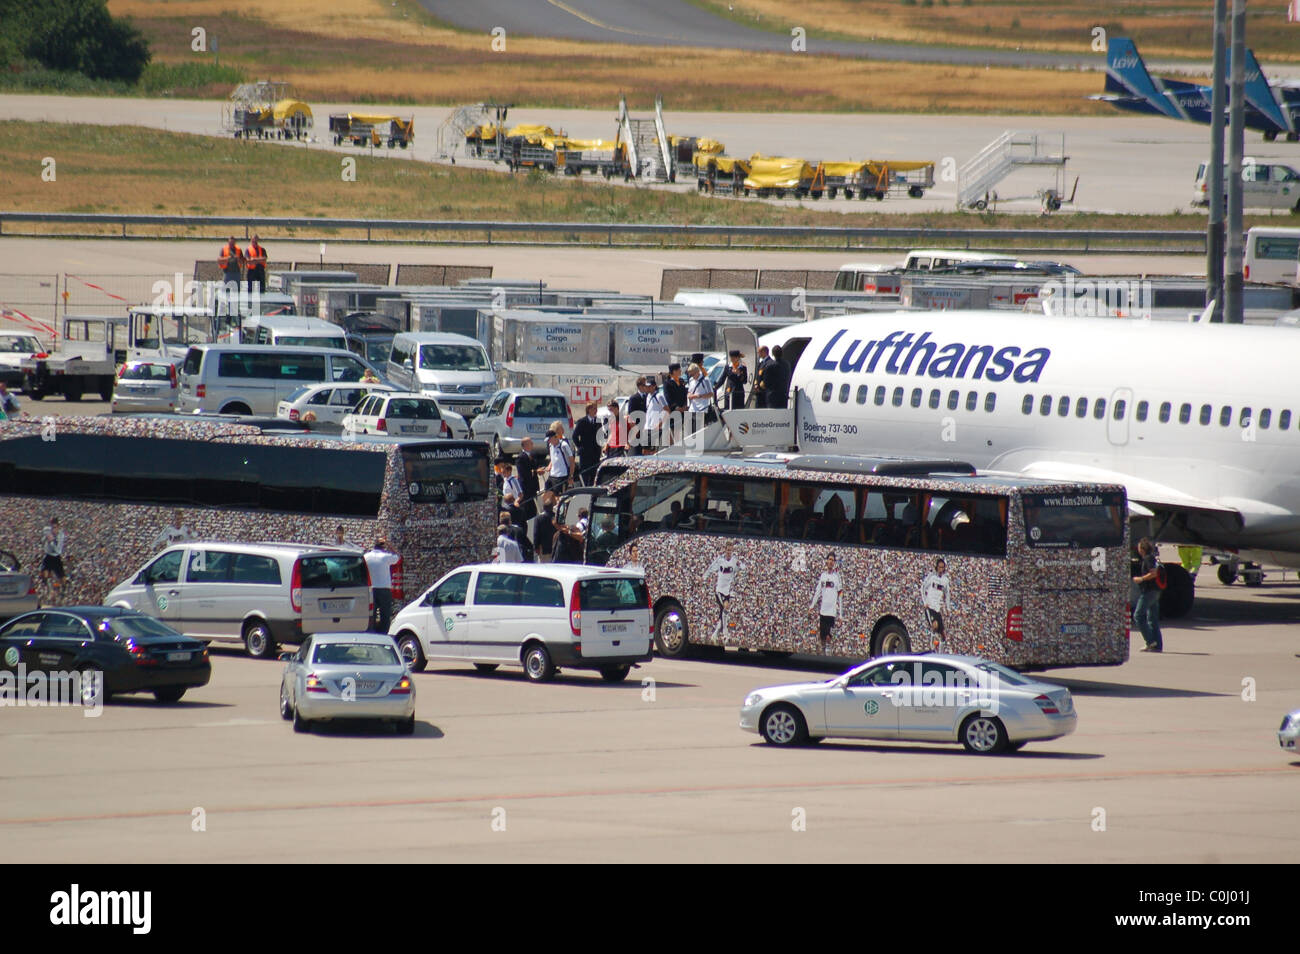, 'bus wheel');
1159,564,1194,619
653,601,691,658
397,632,426,671
243,620,276,659
960,713,1008,754
760,704,808,746
871,621,910,656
